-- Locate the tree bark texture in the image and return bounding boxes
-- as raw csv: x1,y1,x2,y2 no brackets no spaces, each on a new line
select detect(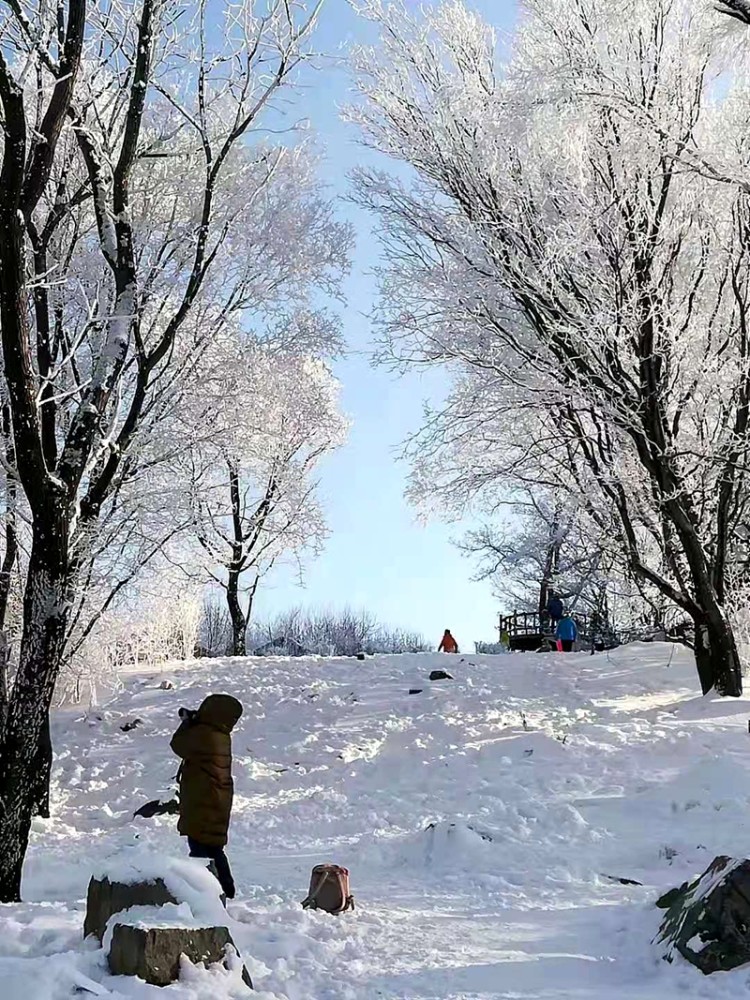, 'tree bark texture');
0,525,72,901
